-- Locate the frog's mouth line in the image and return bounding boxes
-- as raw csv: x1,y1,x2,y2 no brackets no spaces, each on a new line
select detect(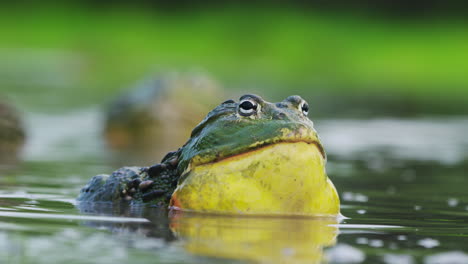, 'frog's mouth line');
190,139,326,169
225,139,325,163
